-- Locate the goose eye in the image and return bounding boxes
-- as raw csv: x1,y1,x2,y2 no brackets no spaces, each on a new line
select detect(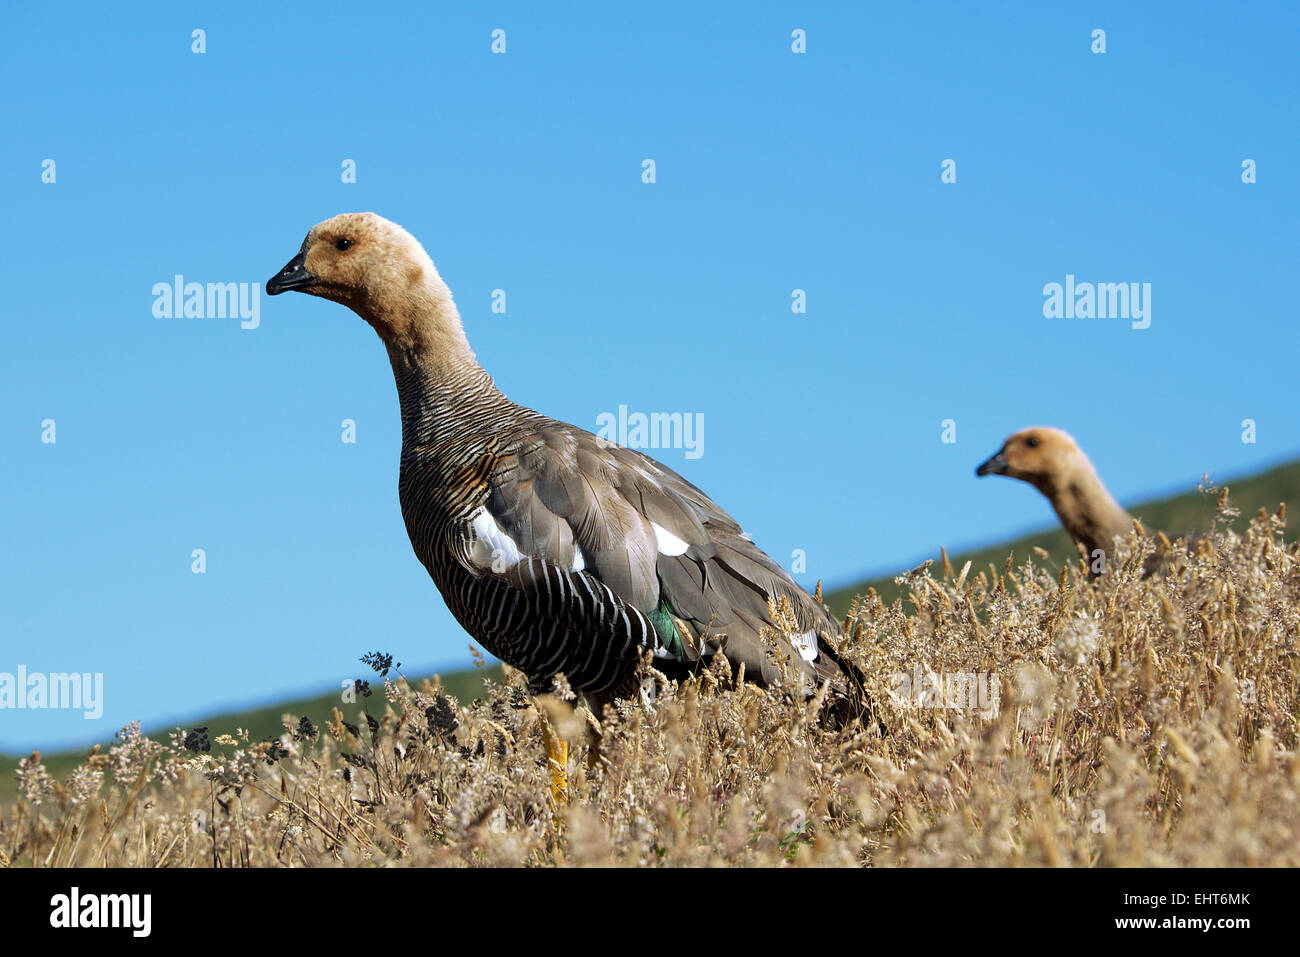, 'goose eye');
1026,436,1040,448
335,238,353,251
